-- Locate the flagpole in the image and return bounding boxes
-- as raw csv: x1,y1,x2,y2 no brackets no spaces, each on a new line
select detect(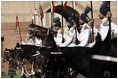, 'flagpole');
106,1,111,49
62,1,63,29
107,1,111,39
51,1,53,27
34,1,36,24
17,17,22,43
31,9,34,24
90,1,94,43
72,1,79,45
38,1,40,25
61,1,64,43
16,12,22,43
31,9,32,24
39,1,43,27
